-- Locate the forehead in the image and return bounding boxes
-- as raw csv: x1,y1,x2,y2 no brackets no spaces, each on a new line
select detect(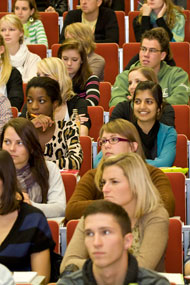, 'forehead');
102,132,122,138
85,213,120,230
15,0,30,8
135,89,154,98
62,49,80,57
27,87,48,97
129,70,147,80
141,38,161,50
4,126,20,139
